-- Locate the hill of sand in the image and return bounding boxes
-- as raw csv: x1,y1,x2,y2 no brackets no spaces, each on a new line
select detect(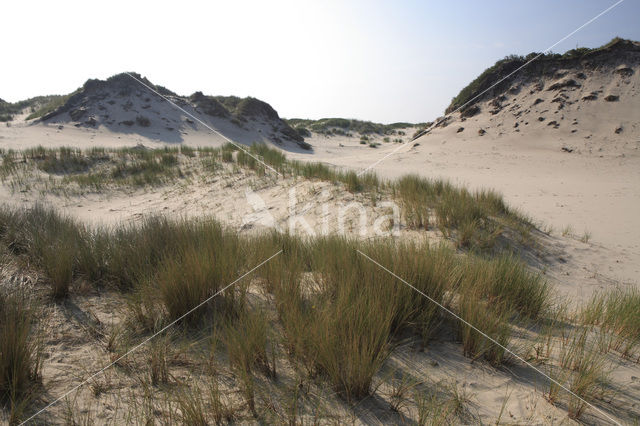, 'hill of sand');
1,72,310,152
